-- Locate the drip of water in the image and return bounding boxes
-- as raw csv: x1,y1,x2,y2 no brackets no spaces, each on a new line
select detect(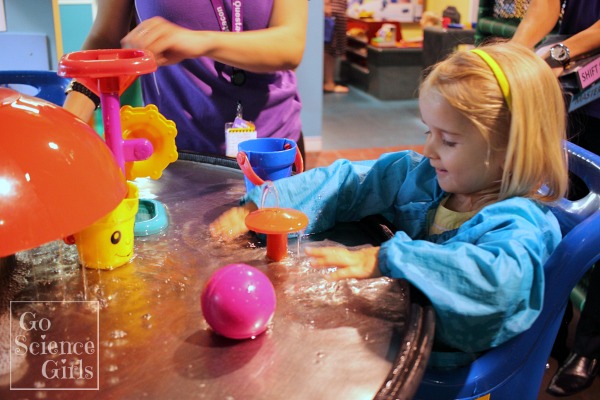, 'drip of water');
81,263,88,301
259,181,279,209
295,229,306,258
